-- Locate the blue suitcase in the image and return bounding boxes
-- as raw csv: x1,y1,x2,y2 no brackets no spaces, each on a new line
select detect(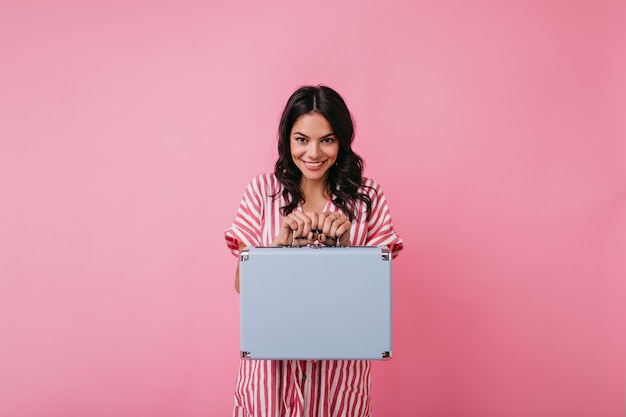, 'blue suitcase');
238,246,392,360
